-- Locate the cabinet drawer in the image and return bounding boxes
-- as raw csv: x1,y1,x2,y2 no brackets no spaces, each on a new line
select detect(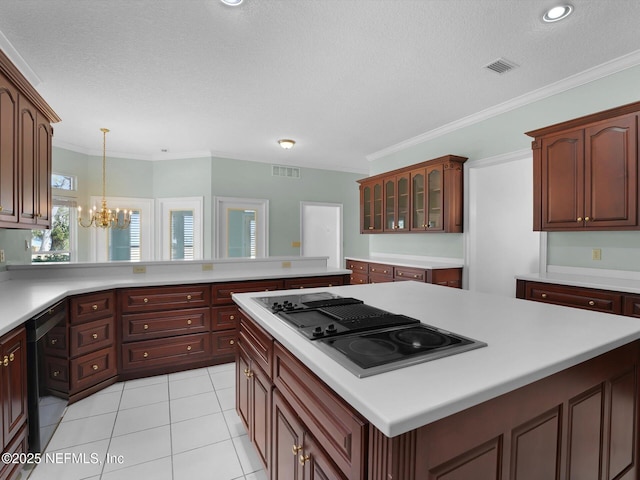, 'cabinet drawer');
70,345,117,394
212,330,237,357
44,355,69,393
70,316,114,357
346,260,368,274
282,275,346,289
122,307,211,342
212,280,283,305
120,285,210,313
394,266,426,282
43,324,68,358
368,273,394,284
212,306,239,331
525,282,623,314
70,291,115,324
121,333,211,371
430,268,462,289
273,342,367,480
239,310,273,378
368,263,393,278
350,273,368,285
623,295,640,318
